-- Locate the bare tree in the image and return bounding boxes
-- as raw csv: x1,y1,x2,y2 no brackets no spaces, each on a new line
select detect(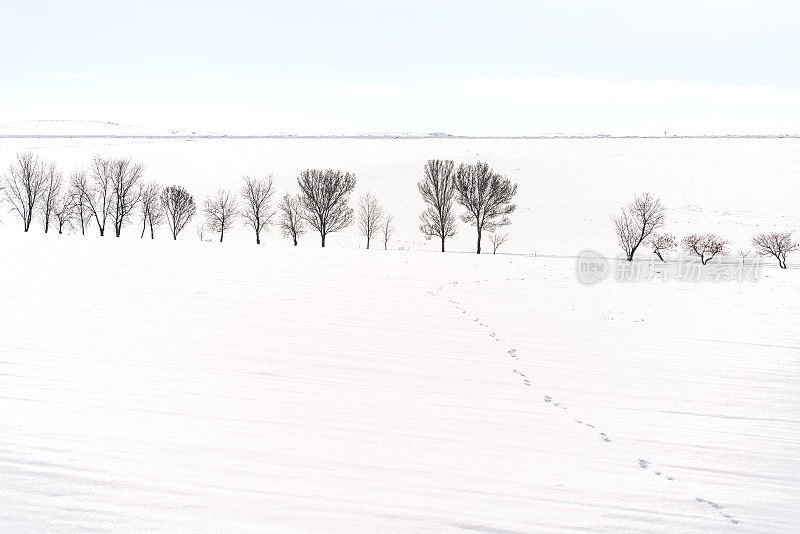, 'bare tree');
278,193,306,246
204,189,238,242
682,233,729,264
109,158,144,237
68,169,92,235
297,168,356,247
2,152,47,231
196,223,208,242
139,182,163,239
382,214,395,250
488,232,509,254
240,175,275,244
161,185,196,240
752,231,798,269
649,233,676,262
52,193,75,234
39,163,63,233
418,159,457,252
357,191,384,249
454,161,517,254
612,192,666,261
85,155,114,236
